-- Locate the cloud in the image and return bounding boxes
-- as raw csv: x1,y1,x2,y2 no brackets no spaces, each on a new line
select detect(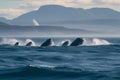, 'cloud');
20,0,93,10
101,0,120,4
20,0,120,11
0,8,26,19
